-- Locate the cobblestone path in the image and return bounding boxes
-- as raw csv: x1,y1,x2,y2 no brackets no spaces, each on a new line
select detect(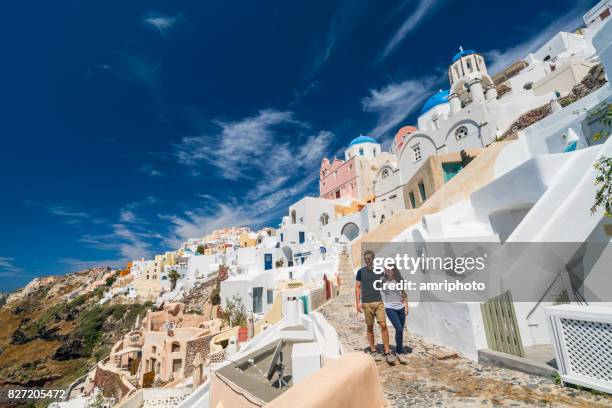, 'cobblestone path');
320,252,612,407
